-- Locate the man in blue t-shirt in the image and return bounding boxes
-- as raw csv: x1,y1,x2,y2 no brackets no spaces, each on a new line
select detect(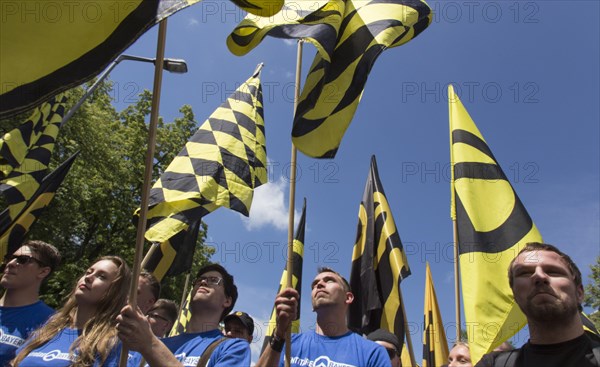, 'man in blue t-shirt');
118,263,250,367
0,240,61,366
256,267,391,367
